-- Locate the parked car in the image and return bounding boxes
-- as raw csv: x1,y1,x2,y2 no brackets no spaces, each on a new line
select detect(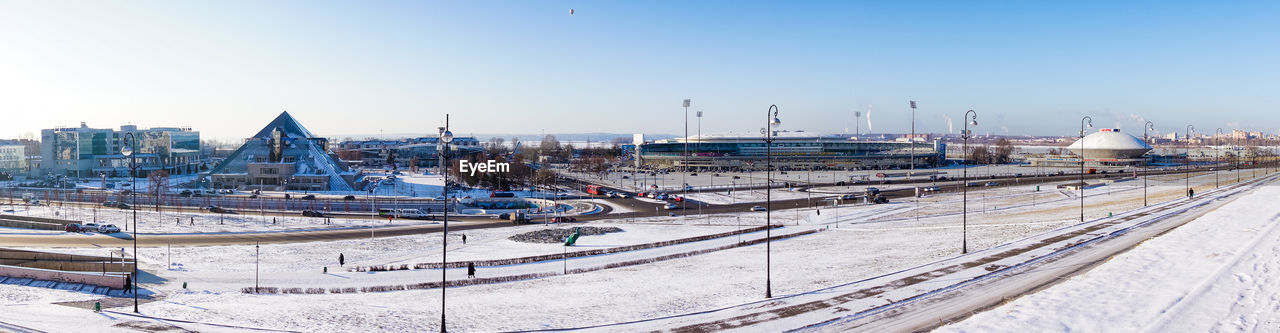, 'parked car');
301,210,325,217
750,205,767,212
663,203,678,210
64,223,84,232
179,190,193,197
98,224,121,233
82,222,101,232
